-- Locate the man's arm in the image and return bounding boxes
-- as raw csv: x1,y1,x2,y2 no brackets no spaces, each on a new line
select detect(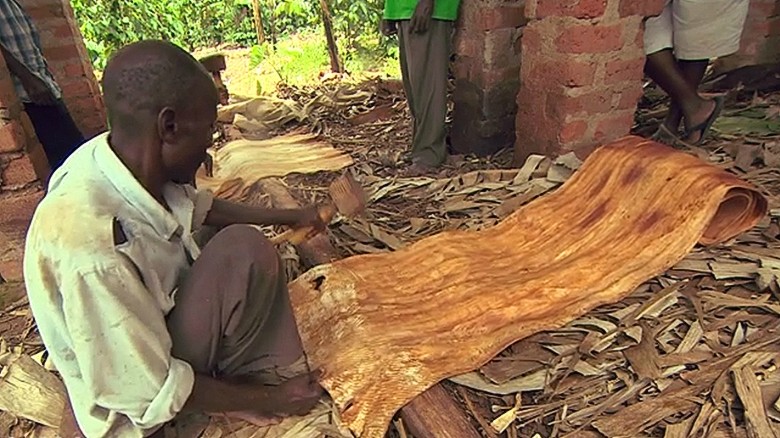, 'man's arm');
204,198,326,231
